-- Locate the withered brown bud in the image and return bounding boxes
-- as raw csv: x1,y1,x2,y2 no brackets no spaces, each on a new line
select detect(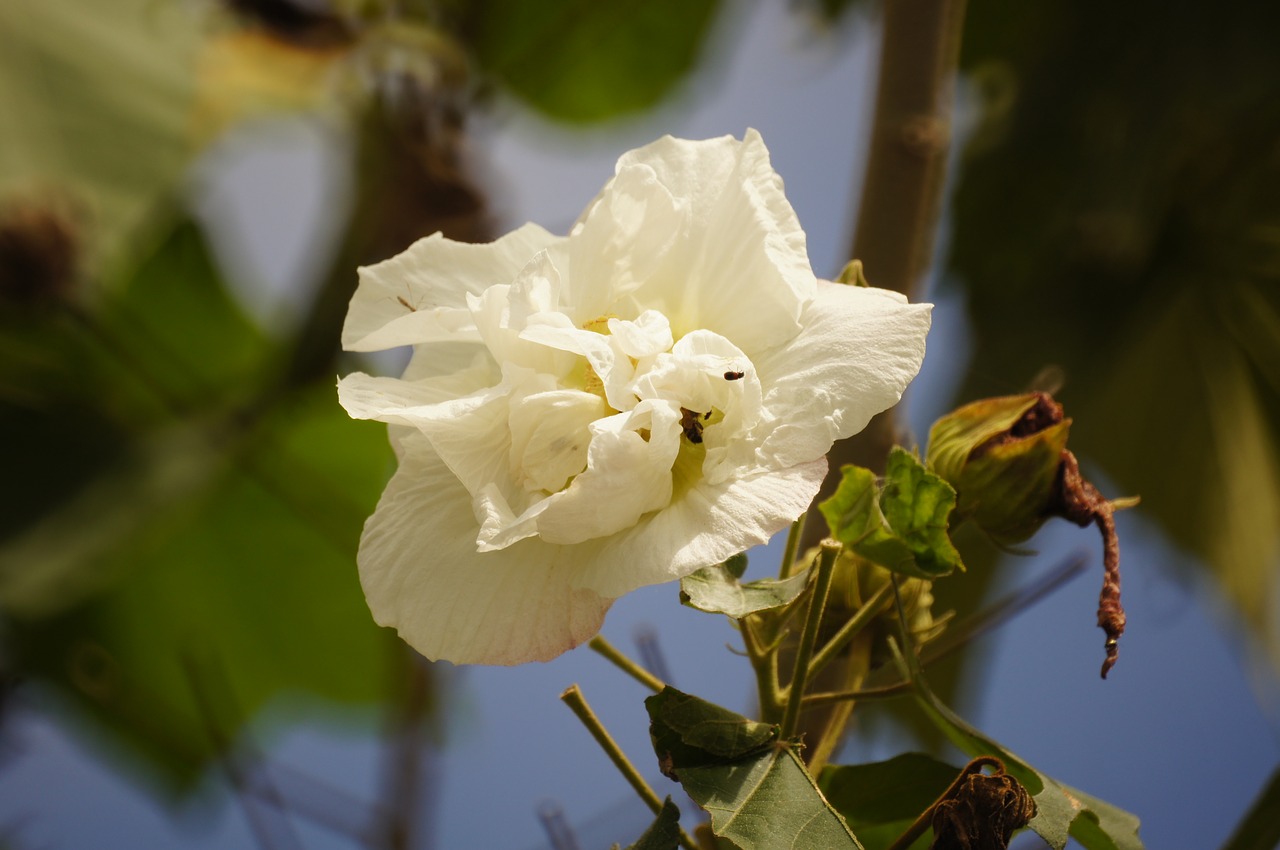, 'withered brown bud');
931,765,1037,850
0,198,80,308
